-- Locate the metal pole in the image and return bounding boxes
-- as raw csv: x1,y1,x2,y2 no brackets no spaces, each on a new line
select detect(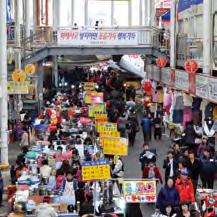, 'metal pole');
111,0,114,26
45,0,49,26
0,0,9,164
71,0,74,26
147,0,151,26
139,0,143,26
53,56,58,88
25,0,31,38
128,0,132,26
170,0,176,68
150,0,155,27
203,0,212,75
33,0,38,32
84,0,89,27
53,0,60,30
